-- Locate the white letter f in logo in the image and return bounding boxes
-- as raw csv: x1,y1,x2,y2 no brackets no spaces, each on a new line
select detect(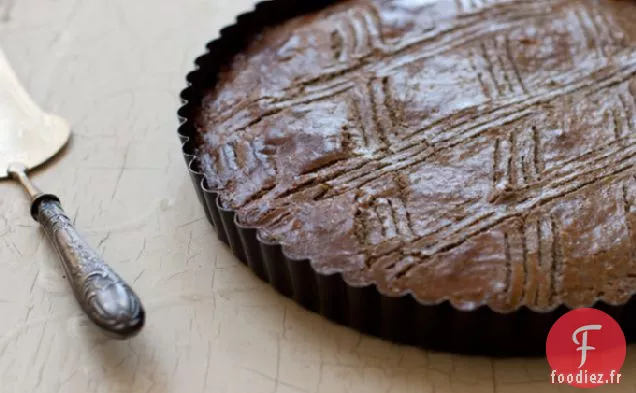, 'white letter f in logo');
573,324,602,368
